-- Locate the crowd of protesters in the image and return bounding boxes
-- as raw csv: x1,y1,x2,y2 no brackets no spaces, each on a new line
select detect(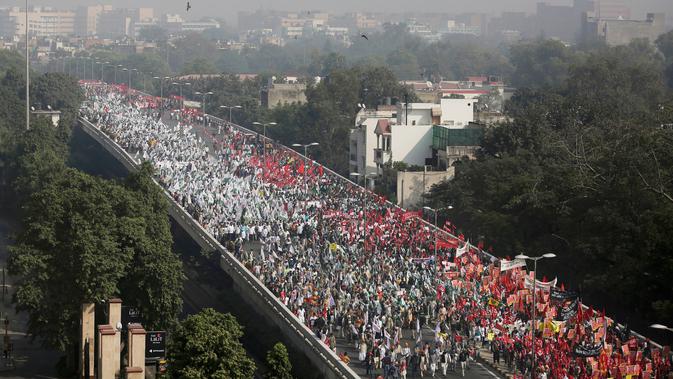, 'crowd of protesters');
81,82,673,379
